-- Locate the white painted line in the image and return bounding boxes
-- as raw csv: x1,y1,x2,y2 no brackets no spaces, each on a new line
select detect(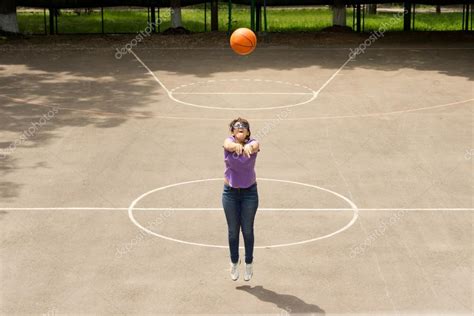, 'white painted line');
127,49,171,94
127,178,359,248
166,78,319,111
284,98,474,120
128,50,474,113
0,207,473,211
313,56,352,95
3,90,471,122
130,50,355,110
172,92,314,95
